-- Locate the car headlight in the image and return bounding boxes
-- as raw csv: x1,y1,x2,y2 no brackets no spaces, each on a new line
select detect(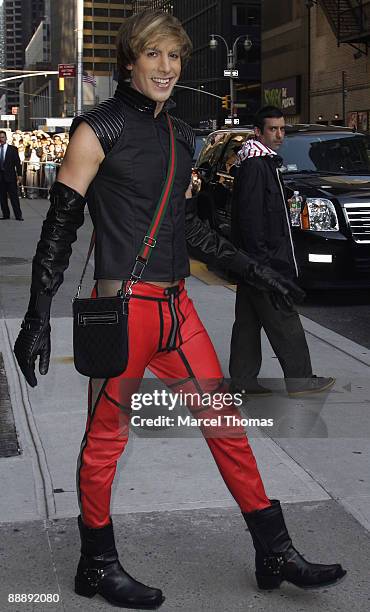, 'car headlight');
302,198,339,231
